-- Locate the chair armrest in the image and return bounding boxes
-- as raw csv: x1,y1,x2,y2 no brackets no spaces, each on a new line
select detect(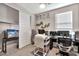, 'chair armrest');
59,45,73,52
65,46,73,52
